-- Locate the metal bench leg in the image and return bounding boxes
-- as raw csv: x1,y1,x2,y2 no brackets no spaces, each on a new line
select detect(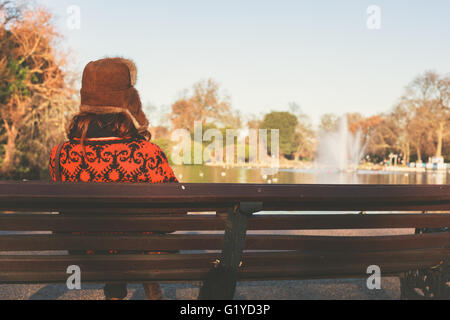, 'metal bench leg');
199,202,262,300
